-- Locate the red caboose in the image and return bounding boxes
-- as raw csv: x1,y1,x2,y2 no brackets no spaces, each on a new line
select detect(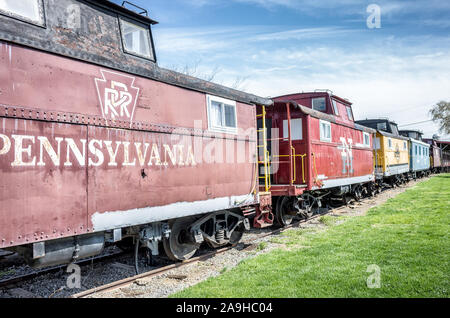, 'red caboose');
256,91,376,226
0,0,272,267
